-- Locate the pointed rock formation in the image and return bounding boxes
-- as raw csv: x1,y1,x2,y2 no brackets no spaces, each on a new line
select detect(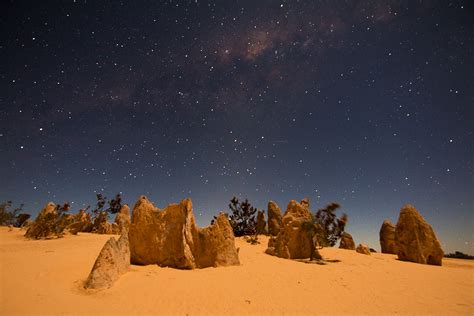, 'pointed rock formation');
265,199,313,259
128,196,239,269
356,243,371,255
192,212,240,268
113,205,131,234
339,232,356,250
379,220,397,254
395,204,443,265
256,210,267,235
267,201,282,236
84,232,130,290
